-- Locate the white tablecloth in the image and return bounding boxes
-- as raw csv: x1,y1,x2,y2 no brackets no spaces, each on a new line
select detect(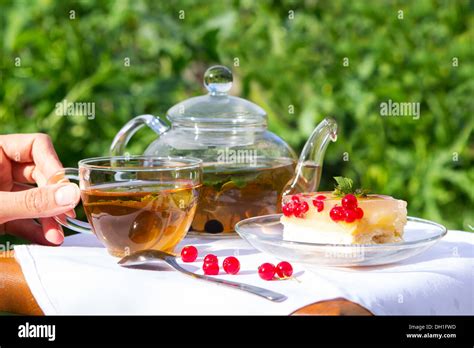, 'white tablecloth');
14,230,473,315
